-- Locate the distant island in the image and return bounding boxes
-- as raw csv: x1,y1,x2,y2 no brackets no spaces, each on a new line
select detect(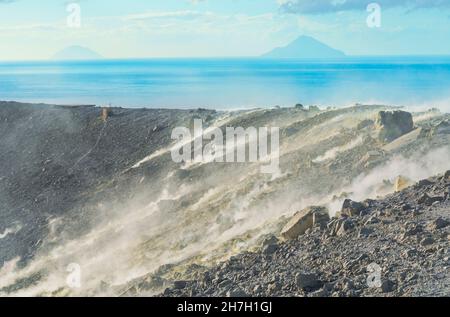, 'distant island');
262,35,346,59
52,45,103,60
50,38,344,61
